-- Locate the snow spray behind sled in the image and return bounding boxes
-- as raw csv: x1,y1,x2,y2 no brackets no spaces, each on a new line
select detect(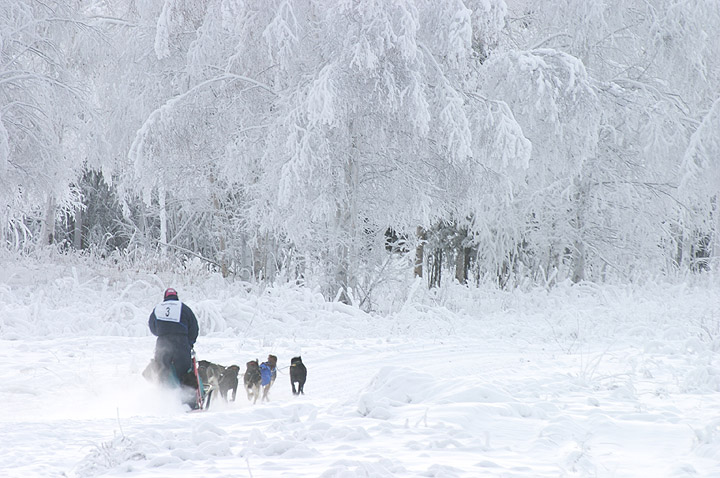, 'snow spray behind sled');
142,350,213,411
